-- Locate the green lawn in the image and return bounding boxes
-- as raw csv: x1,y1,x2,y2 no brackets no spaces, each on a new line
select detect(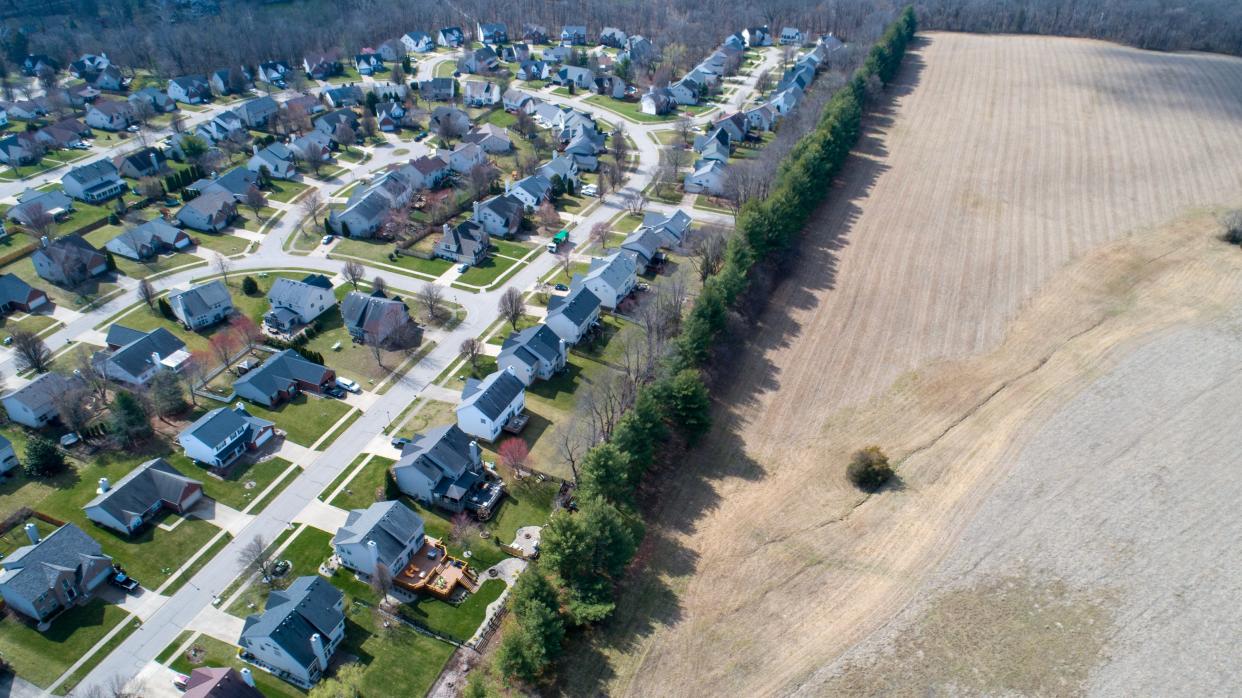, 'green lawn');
434,61,456,77
328,456,397,512
162,531,232,595
393,400,457,440
319,453,370,500
0,254,120,310
557,192,594,215
326,65,362,84
191,232,252,257
612,212,644,233
55,617,141,693
542,261,590,286
482,110,517,128
266,179,310,203
0,311,59,338
170,634,304,698
194,457,297,511
583,95,673,123
485,313,540,345
329,237,451,279
239,393,353,448
299,306,419,391
490,239,535,258
457,254,518,287
0,600,132,688
405,578,504,642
